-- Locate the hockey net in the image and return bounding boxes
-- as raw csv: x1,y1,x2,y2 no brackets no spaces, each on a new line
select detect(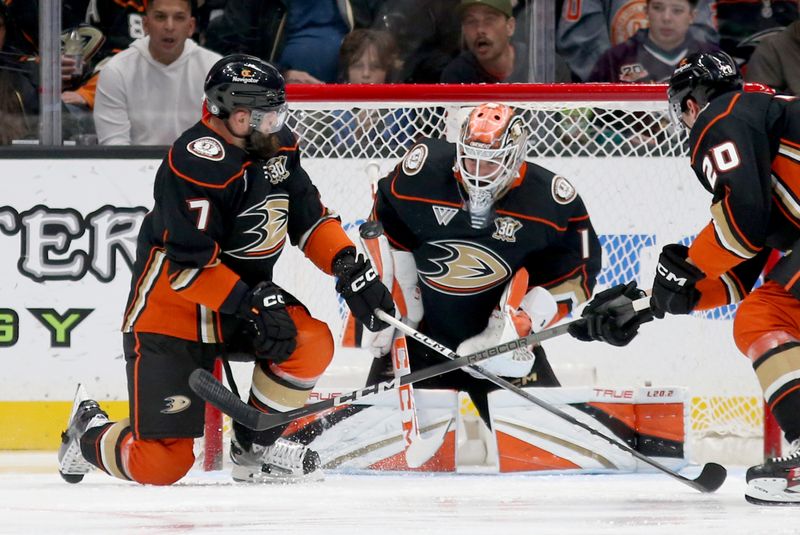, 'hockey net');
200,83,774,470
